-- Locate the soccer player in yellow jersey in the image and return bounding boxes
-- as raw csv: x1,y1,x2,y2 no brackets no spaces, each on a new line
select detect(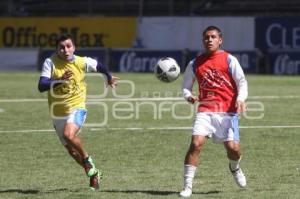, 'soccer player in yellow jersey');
38,34,118,190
